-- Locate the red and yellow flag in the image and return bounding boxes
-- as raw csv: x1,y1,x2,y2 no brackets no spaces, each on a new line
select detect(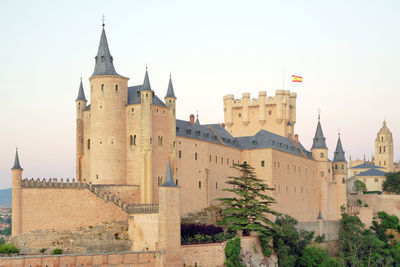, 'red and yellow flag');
292,75,303,83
